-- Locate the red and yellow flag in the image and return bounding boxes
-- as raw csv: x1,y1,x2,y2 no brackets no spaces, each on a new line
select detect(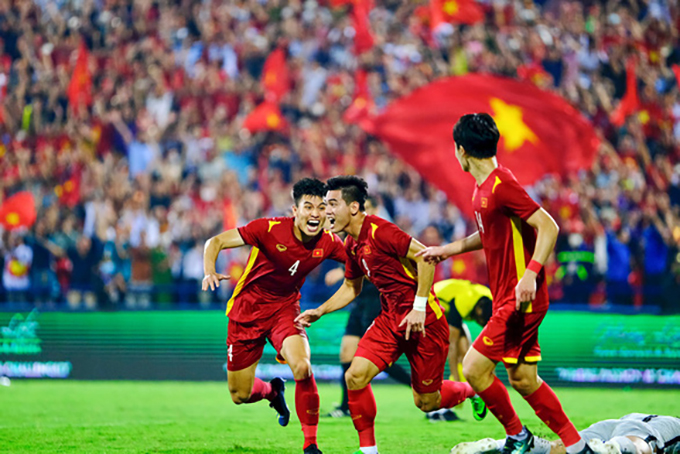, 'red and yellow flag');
261,48,290,103
610,57,640,127
352,0,374,55
0,192,37,231
344,69,374,128
361,74,600,214
67,42,92,114
243,101,288,133
430,0,484,29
